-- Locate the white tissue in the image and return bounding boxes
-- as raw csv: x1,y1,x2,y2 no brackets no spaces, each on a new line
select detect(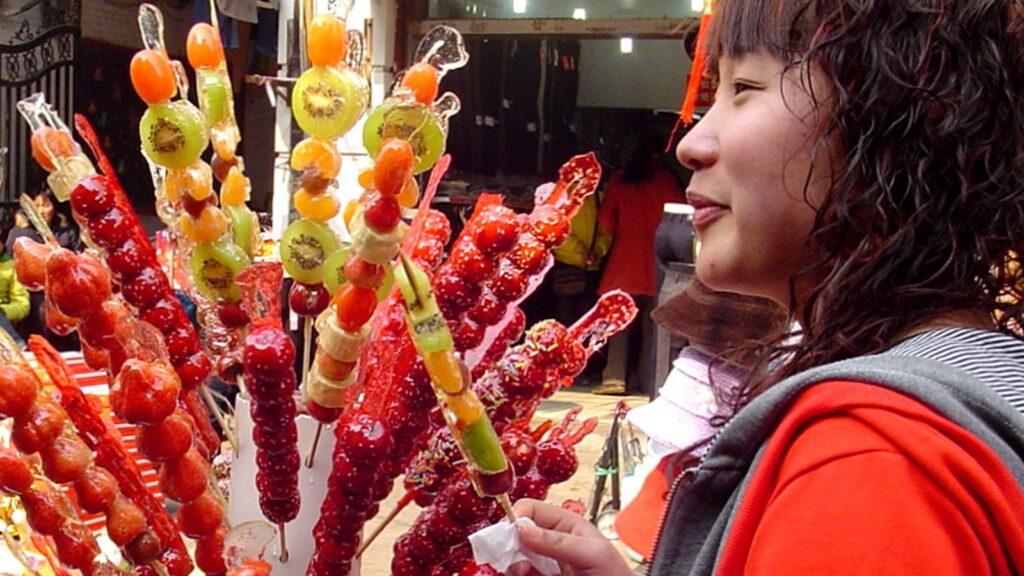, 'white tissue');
468,518,561,576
